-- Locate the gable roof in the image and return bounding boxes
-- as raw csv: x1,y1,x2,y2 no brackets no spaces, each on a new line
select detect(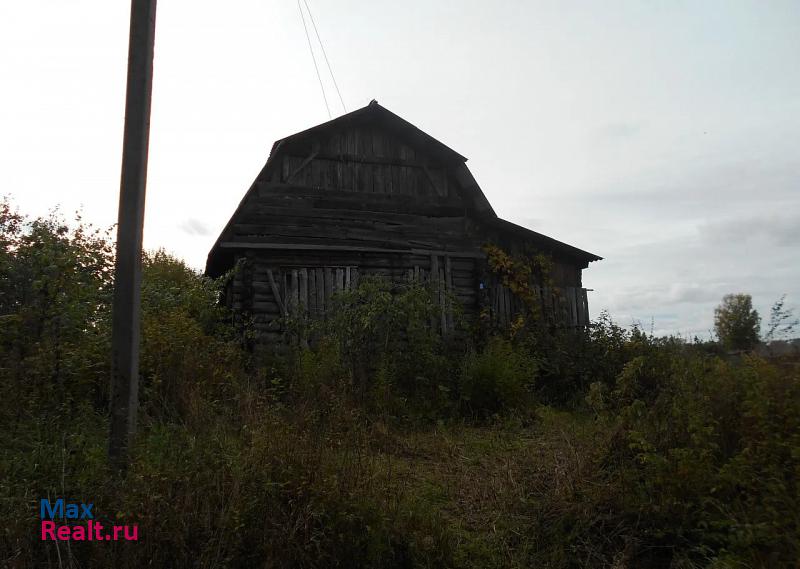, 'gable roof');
205,101,600,276
274,99,468,162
